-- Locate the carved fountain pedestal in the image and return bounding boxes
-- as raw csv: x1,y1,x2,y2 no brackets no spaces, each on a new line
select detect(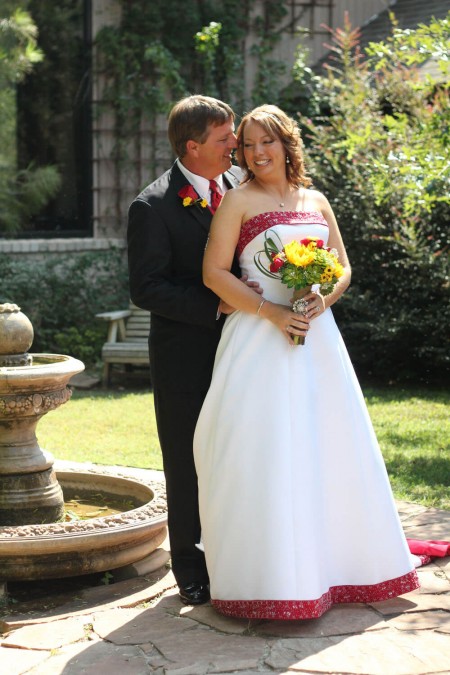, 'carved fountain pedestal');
0,304,83,525
0,303,167,582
